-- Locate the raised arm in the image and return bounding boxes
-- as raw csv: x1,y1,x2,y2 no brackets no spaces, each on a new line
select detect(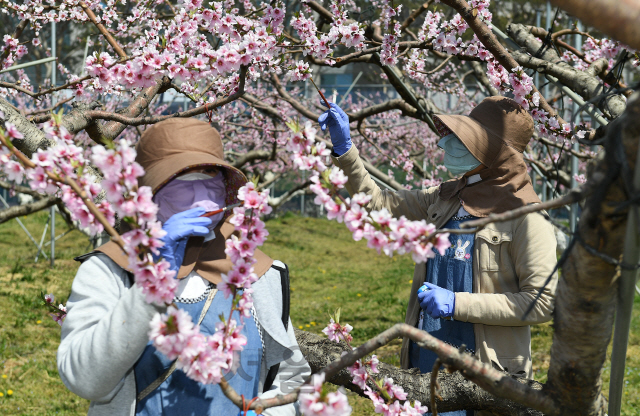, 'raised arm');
332,145,438,221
